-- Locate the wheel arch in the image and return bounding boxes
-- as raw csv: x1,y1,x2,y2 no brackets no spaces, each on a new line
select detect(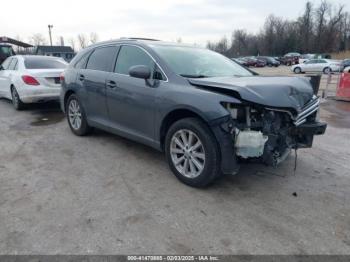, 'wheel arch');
63,90,75,112
159,108,209,151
